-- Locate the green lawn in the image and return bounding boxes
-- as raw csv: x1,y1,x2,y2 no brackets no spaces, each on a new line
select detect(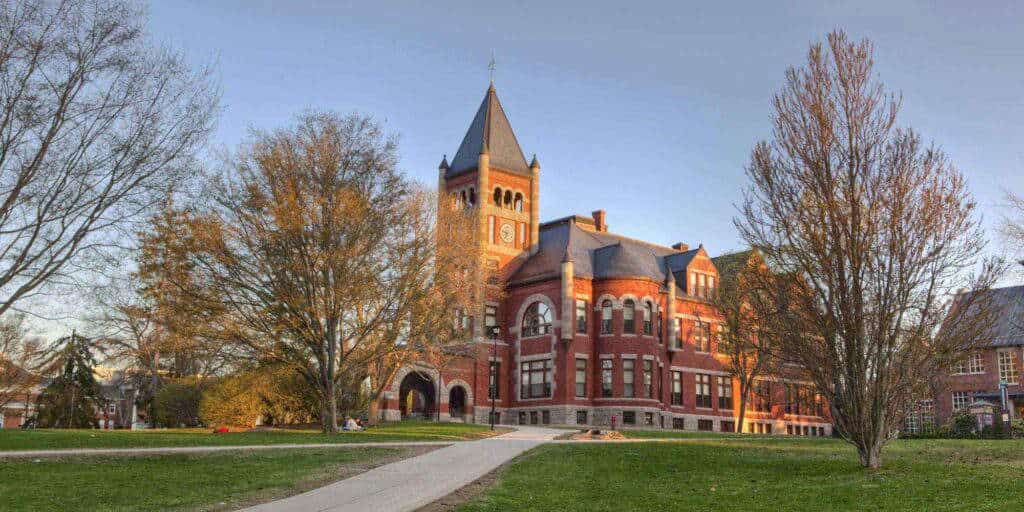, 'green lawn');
0,420,503,451
619,428,753,440
0,447,406,511
457,437,1024,511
